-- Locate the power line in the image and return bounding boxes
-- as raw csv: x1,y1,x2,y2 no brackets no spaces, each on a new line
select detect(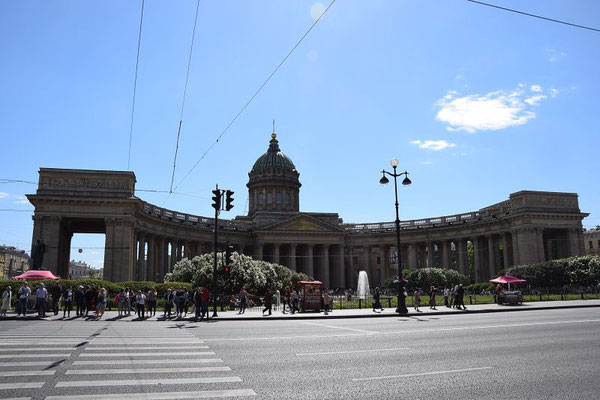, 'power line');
127,0,146,171
168,0,338,198
466,0,600,33
169,0,202,194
